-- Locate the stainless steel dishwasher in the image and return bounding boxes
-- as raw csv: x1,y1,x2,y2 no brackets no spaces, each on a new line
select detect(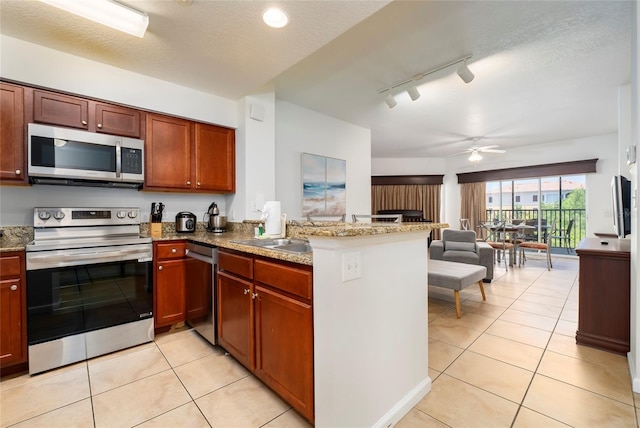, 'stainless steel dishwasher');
185,242,218,345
